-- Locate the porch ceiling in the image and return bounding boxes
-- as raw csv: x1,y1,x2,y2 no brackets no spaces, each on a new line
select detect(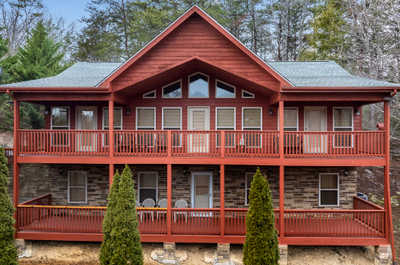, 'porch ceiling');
115,57,279,100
